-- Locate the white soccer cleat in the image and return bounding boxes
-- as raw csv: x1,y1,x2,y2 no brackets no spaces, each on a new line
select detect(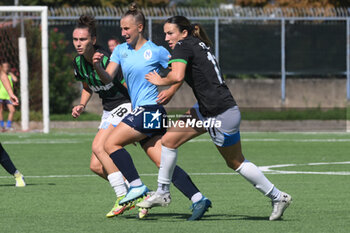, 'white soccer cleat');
269,192,292,221
136,192,171,208
14,172,26,187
